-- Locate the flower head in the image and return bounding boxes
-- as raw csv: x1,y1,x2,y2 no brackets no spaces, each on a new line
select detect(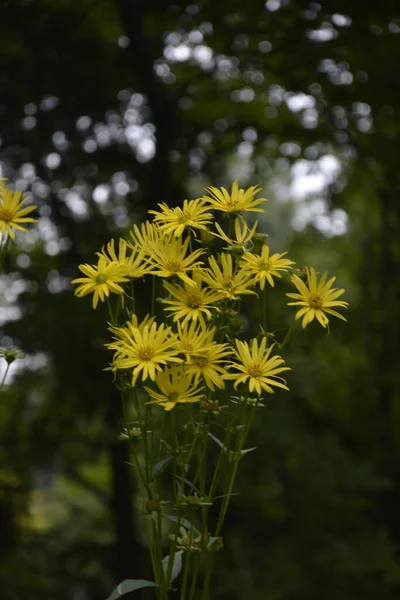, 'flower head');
145,367,204,410
0,188,37,240
129,221,163,255
147,234,205,286
287,267,349,329
107,321,182,386
149,198,213,238
175,321,216,359
200,253,256,300
72,256,129,309
212,217,259,249
203,180,267,214
241,245,295,290
162,272,223,327
185,342,232,391
225,338,290,395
